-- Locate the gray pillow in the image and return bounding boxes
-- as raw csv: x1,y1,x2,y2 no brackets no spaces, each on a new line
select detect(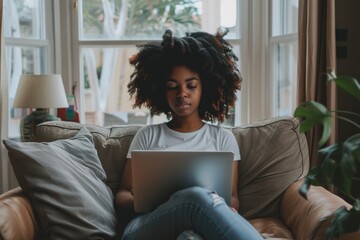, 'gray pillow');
3,127,117,239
